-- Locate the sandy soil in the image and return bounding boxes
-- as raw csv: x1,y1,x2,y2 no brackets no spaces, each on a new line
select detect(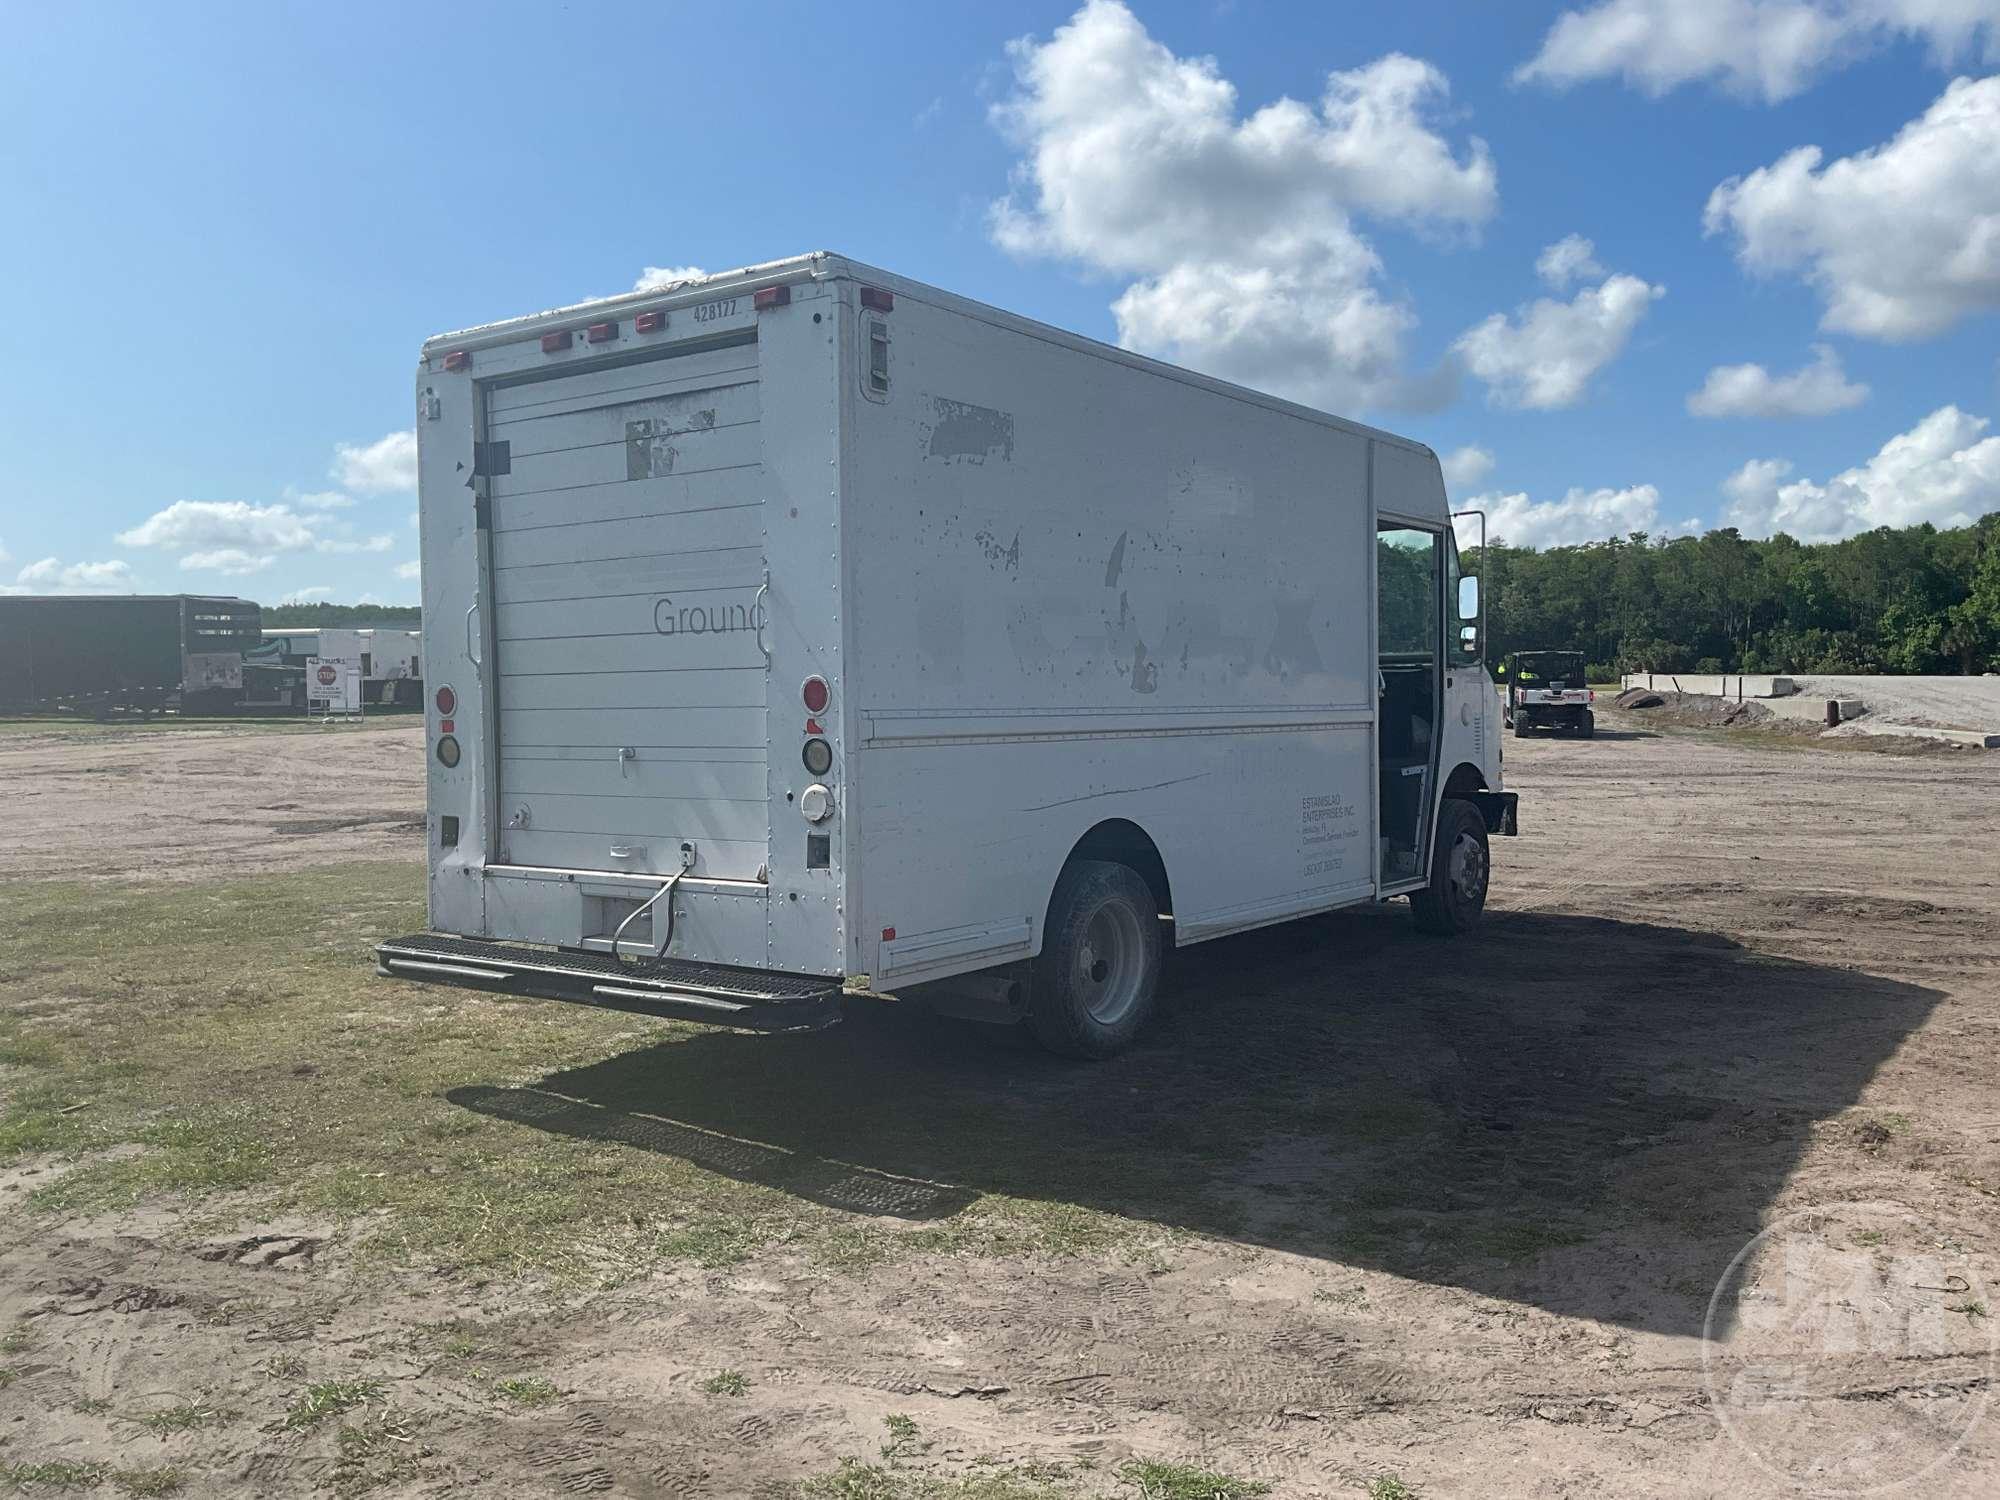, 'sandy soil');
5,718,2000,1496
0,720,427,882
1777,675,2000,734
